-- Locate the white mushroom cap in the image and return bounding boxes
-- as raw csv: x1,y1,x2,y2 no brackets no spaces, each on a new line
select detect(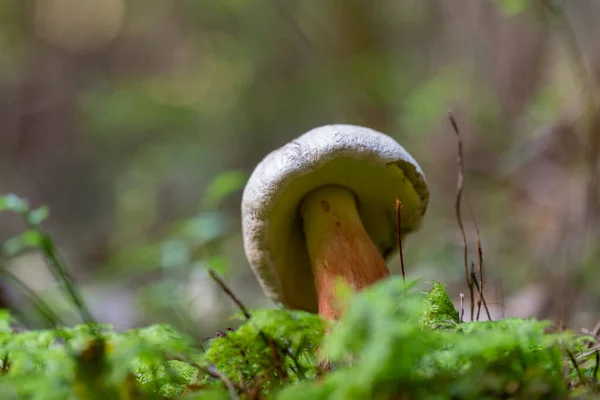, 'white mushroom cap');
241,124,429,312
